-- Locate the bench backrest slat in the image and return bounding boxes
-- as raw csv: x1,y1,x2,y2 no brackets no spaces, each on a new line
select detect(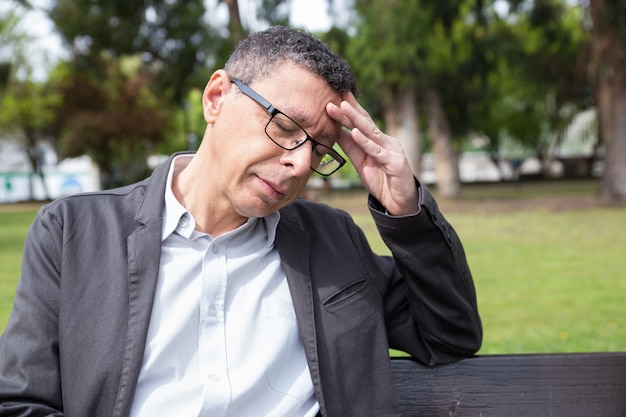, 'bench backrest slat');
391,352,626,417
